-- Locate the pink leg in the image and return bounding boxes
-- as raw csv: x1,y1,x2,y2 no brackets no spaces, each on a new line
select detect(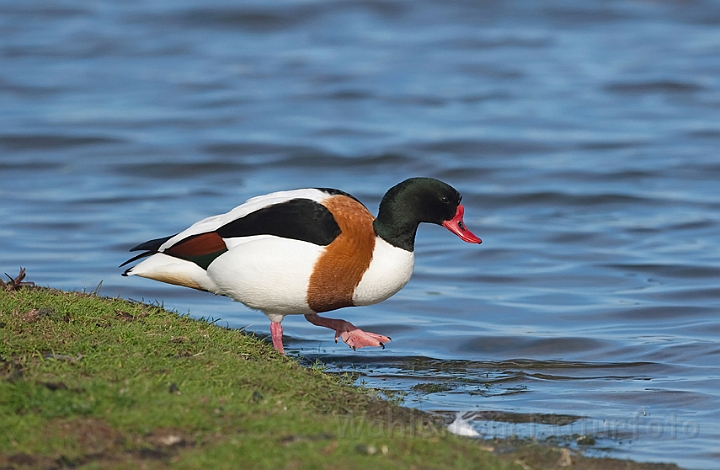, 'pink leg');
270,321,285,355
304,314,391,350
